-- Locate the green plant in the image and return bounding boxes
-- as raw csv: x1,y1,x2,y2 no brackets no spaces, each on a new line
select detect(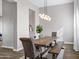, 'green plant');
36,25,43,34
